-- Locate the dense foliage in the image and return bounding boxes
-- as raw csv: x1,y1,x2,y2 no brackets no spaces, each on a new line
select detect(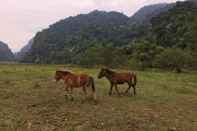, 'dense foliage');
154,48,193,72
127,0,197,71
151,1,197,49
79,45,128,68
